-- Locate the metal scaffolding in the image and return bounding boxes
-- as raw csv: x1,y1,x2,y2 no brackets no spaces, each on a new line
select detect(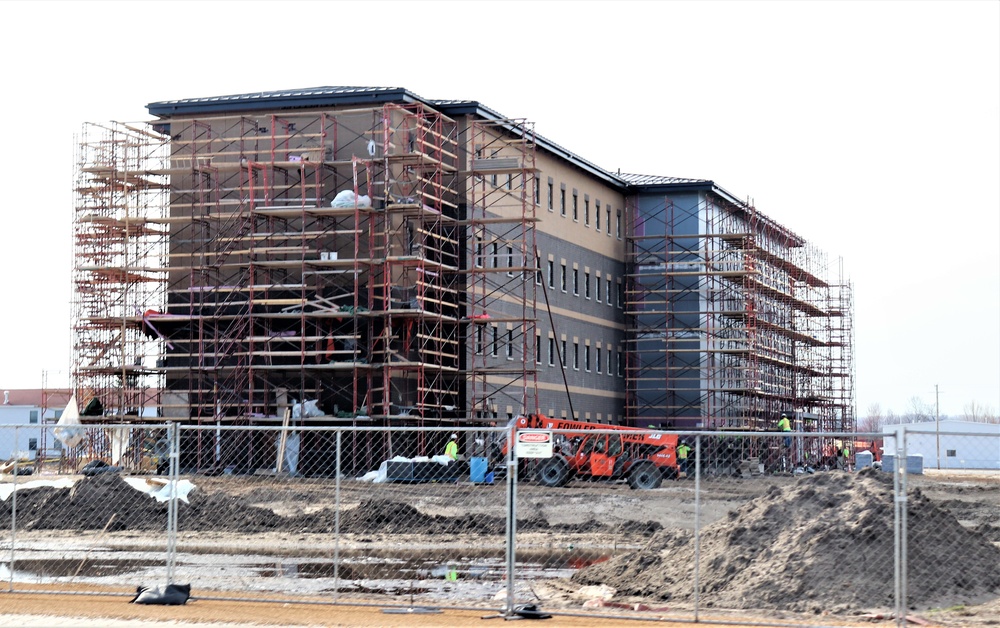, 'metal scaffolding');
465,119,539,421
71,103,543,470
624,193,854,449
